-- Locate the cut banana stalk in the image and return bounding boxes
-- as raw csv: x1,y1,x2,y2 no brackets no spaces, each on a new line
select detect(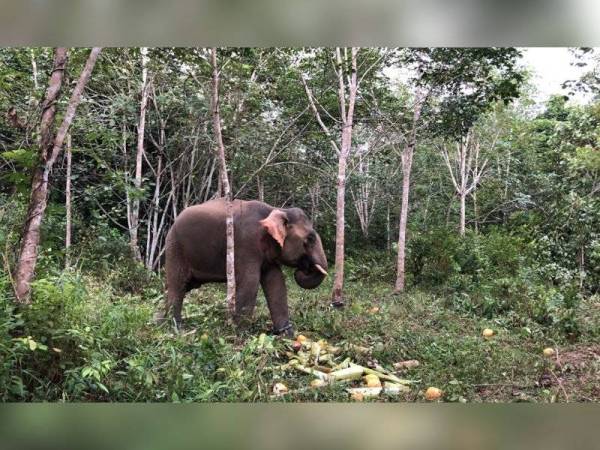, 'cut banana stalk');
383,382,411,394
346,387,382,398
361,366,416,385
331,357,351,371
293,364,330,381
329,365,365,381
